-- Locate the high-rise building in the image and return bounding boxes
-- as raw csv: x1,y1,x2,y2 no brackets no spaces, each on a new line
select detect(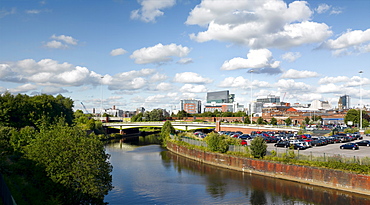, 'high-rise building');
180,99,202,114
338,95,350,110
256,94,280,104
206,90,234,103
